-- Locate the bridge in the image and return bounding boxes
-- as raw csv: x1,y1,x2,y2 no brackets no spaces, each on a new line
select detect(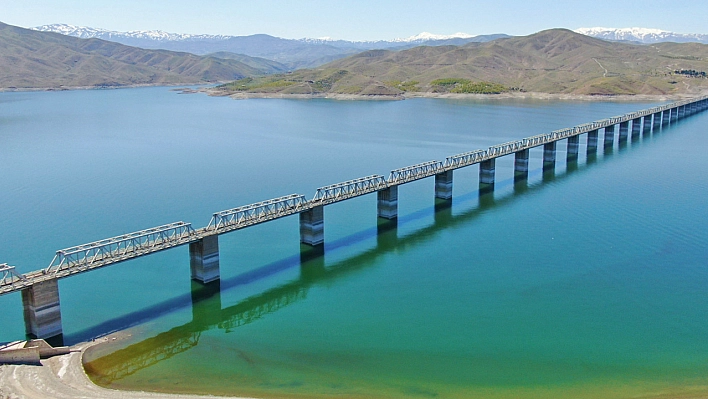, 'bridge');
2,95,707,340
